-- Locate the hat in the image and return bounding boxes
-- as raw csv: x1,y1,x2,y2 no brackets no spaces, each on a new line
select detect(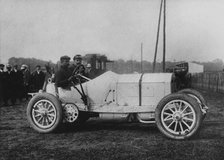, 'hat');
73,54,82,60
0,64,4,67
21,64,28,70
36,65,41,68
87,63,92,68
60,55,70,61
